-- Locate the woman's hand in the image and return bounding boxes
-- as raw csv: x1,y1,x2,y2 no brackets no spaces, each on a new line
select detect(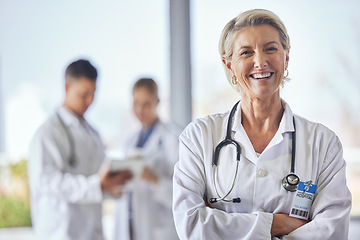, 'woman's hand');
141,167,158,184
271,213,309,237
100,168,133,195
